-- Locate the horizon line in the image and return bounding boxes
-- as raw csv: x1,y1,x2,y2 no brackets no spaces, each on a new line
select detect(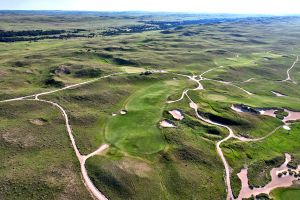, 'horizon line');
0,9,299,16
